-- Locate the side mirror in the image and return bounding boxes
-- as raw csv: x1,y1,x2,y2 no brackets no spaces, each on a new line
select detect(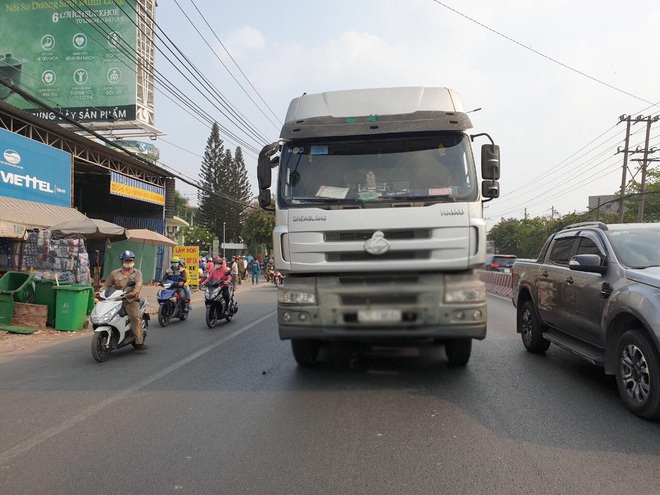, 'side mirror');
257,142,279,191
481,144,500,180
569,254,607,275
259,189,271,208
482,180,500,199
